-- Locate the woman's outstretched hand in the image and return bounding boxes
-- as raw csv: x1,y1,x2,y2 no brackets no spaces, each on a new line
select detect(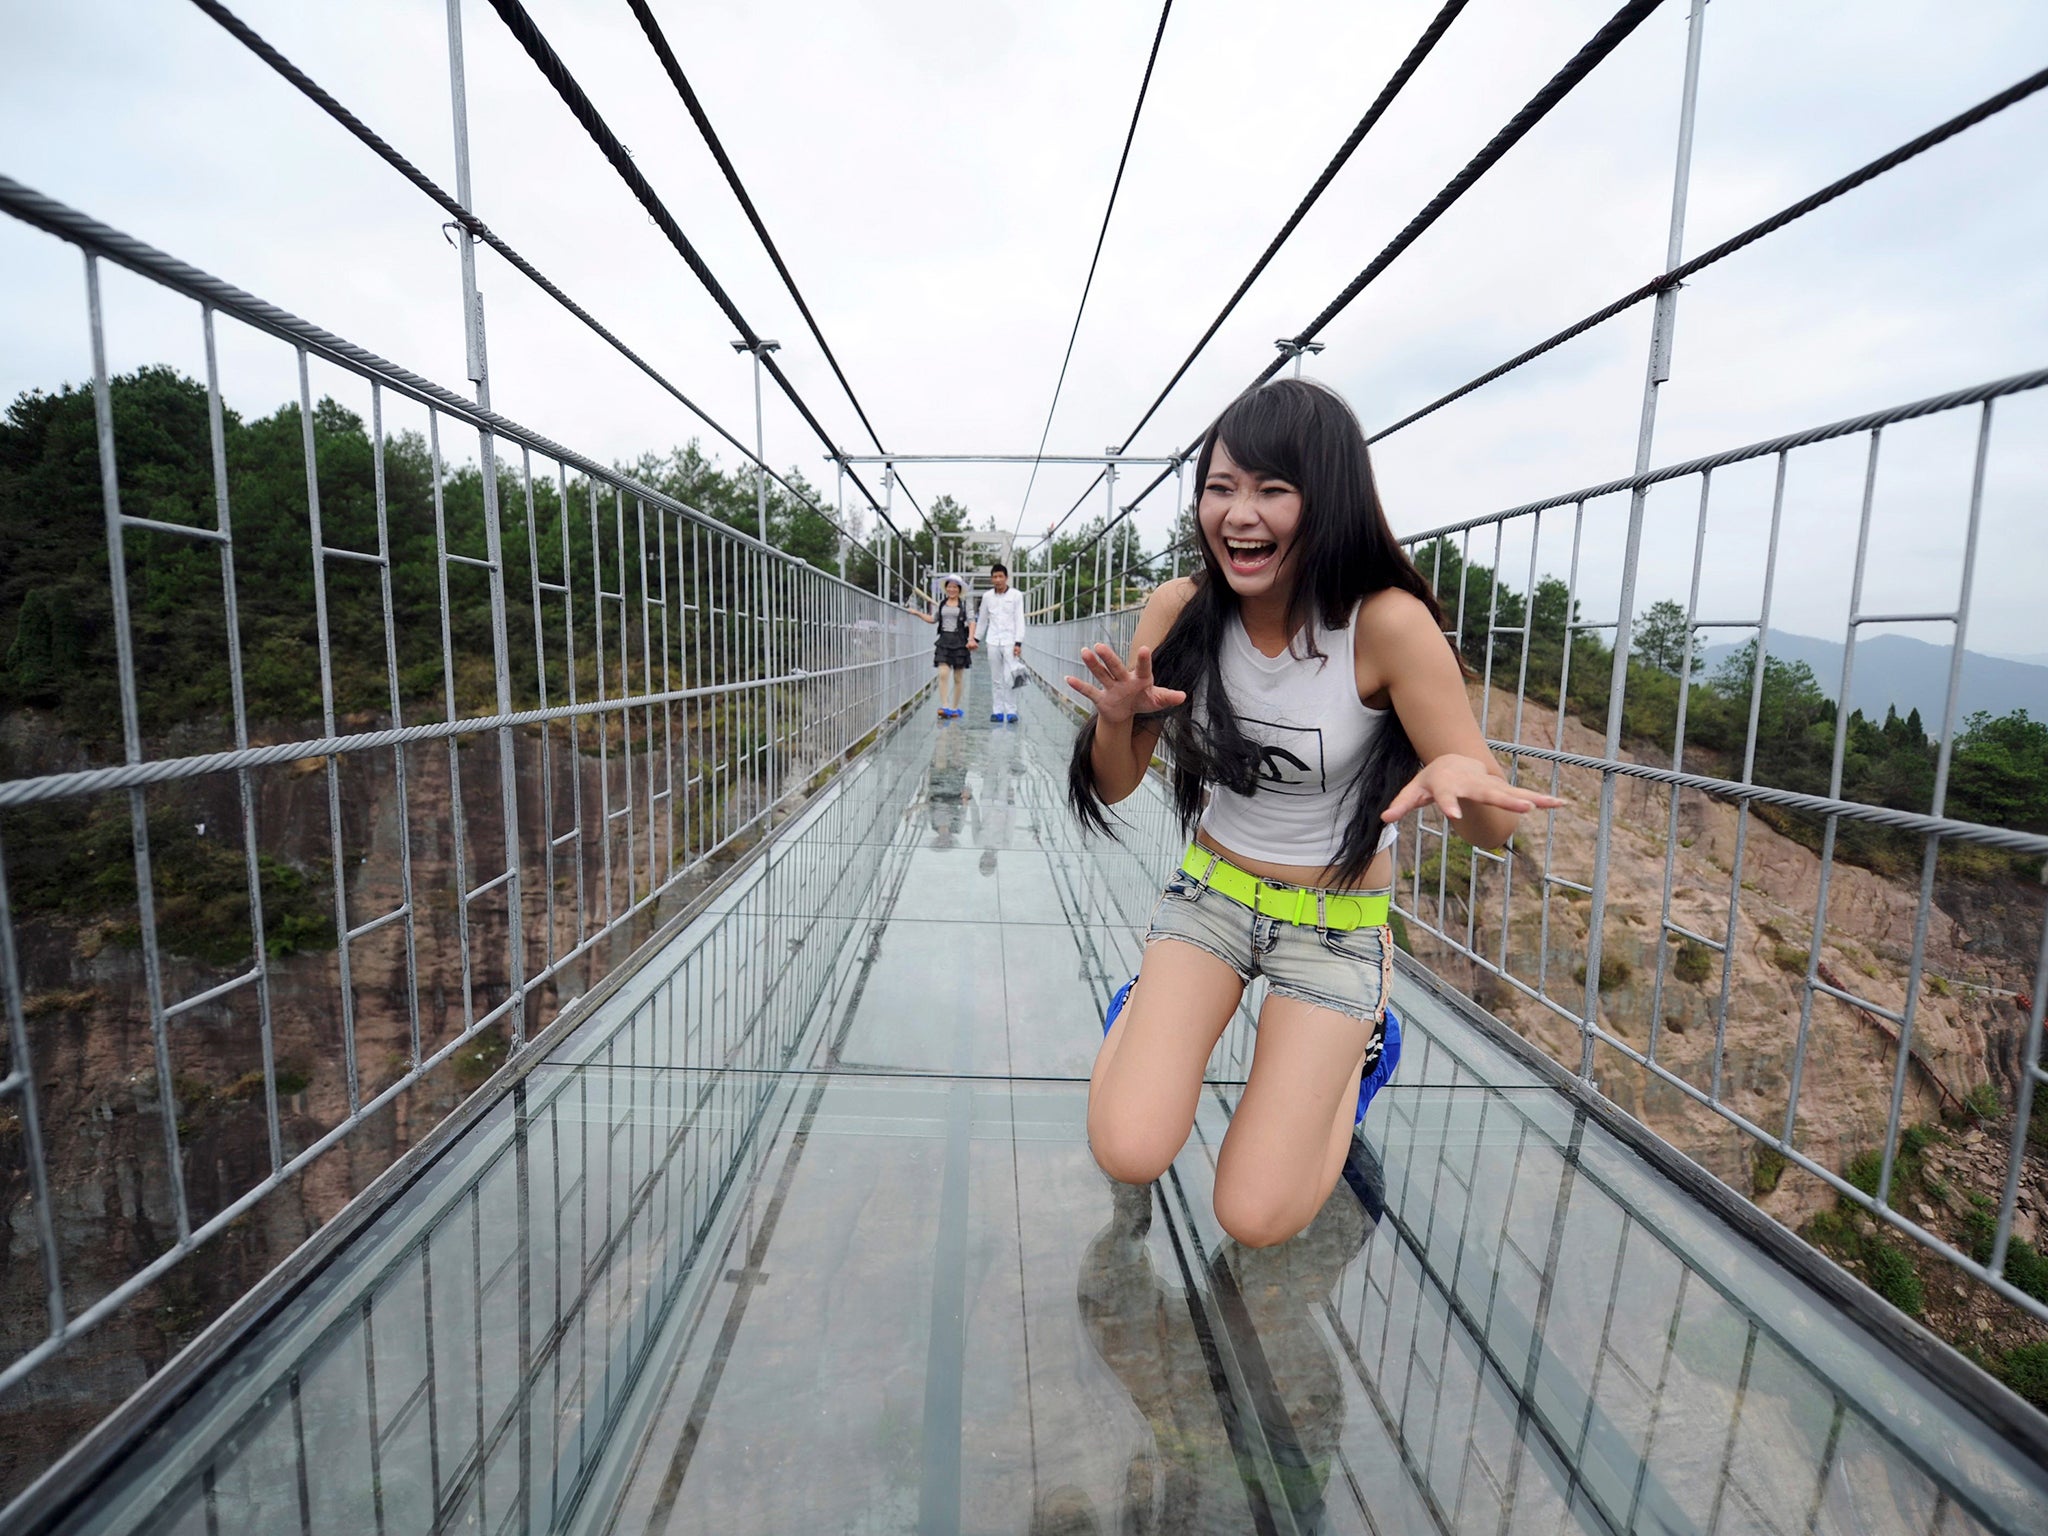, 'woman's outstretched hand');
1381,754,1566,823
1065,643,1187,724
